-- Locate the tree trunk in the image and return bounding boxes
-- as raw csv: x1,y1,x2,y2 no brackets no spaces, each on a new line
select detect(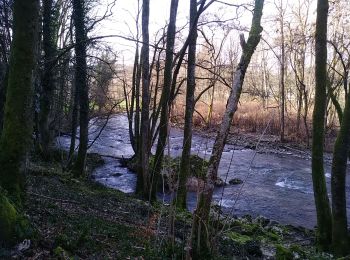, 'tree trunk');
72,0,89,176
0,0,39,203
0,65,8,135
0,0,39,243
331,86,350,256
311,0,332,251
68,81,79,161
188,1,264,257
279,12,286,142
177,0,198,209
152,0,179,197
39,0,57,159
137,0,151,199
